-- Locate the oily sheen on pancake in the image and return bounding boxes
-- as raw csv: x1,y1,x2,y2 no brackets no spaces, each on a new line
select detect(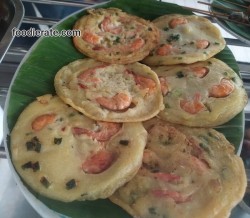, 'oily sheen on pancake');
73,8,159,64
142,14,225,66
110,117,247,218
152,58,247,127
10,95,147,202
54,58,164,122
